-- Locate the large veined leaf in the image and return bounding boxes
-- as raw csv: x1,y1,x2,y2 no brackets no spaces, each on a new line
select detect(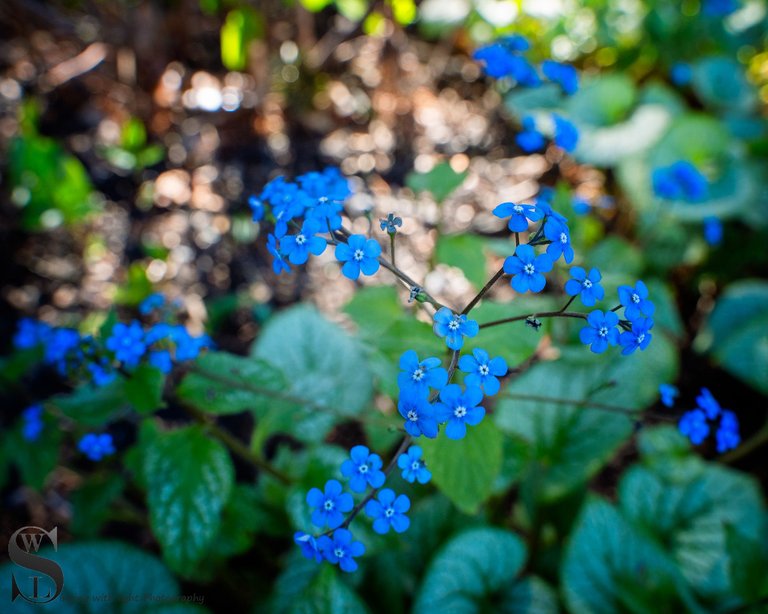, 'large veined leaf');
436,234,488,288
494,338,678,502
251,305,373,426
405,161,468,203
562,498,697,614
618,462,765,600
691,56,757,115
695,279,768,394
0,541,203,613
414,527,552,613
419,418,503,515
267,556,369,614
566,74,637,127
143,426,234,575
